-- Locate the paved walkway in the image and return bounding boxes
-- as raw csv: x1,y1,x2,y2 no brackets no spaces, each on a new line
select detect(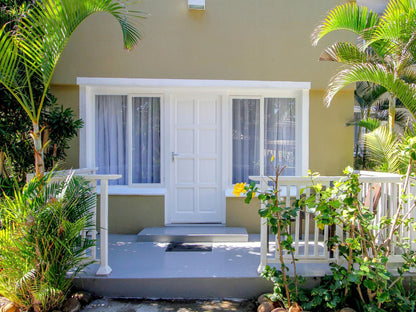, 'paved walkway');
80,298,257,312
